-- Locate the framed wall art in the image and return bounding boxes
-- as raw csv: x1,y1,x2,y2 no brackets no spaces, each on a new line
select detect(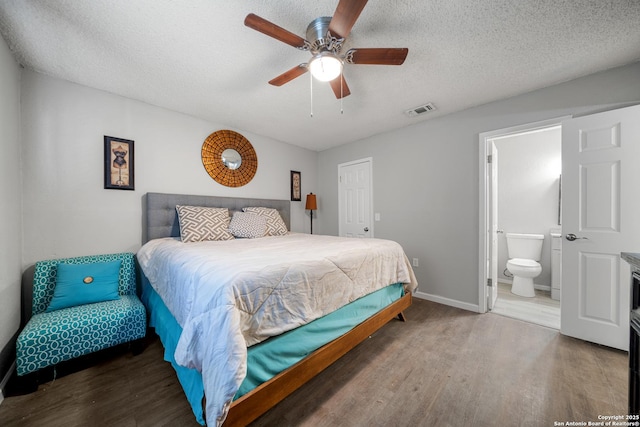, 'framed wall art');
104,135,134,190
291,170,301,201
